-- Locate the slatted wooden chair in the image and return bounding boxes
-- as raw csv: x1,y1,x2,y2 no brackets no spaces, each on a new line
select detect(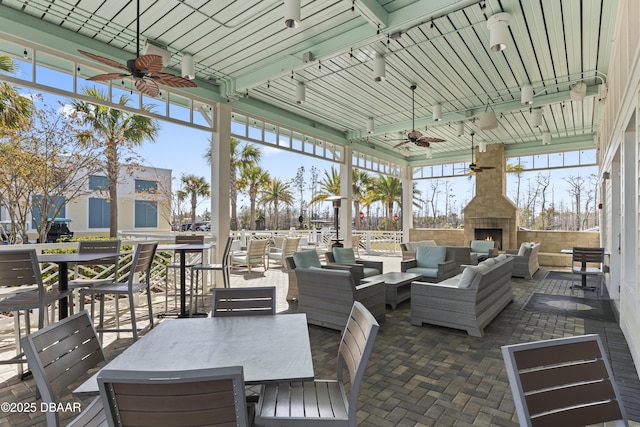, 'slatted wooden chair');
21,311,107,427
571,247,605,295
0,249,72,377
255,301,379,427
501,334,627,427
211,286,276,317
230,238,270,273
97,366,252,427
268,237,301,269
80,241,157,342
